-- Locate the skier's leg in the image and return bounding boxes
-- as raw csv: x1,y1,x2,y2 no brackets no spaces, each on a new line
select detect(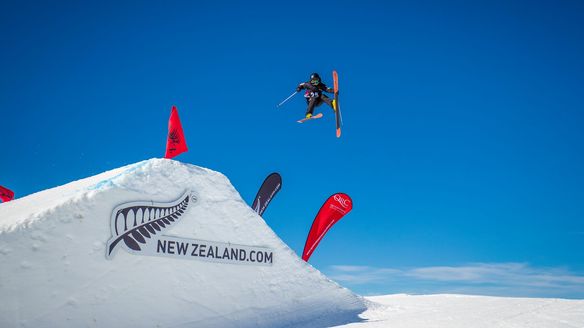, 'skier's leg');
305,97,318,117
320,95,333,108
